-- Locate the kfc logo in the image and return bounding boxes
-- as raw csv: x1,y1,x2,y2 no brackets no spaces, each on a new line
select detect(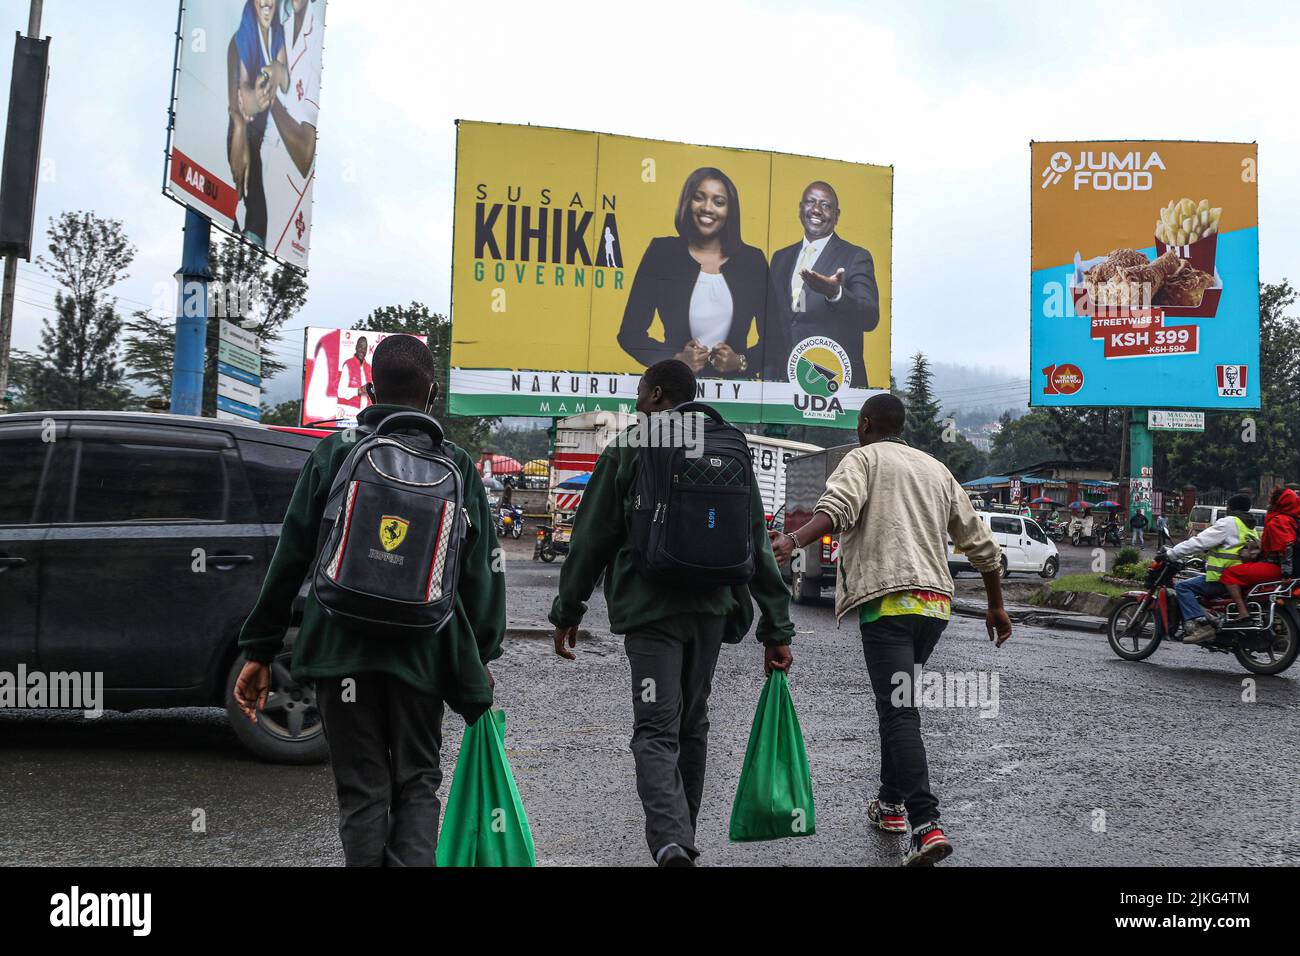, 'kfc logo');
295,211,306,240
1216,364,1248,397
296,78,305,102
